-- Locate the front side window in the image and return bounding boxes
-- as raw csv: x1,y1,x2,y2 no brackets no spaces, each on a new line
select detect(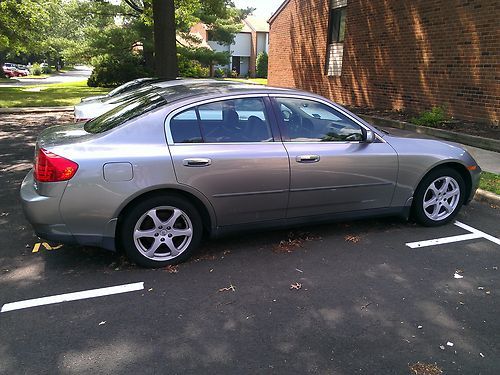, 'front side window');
170,97,273,143
275,97,363,142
